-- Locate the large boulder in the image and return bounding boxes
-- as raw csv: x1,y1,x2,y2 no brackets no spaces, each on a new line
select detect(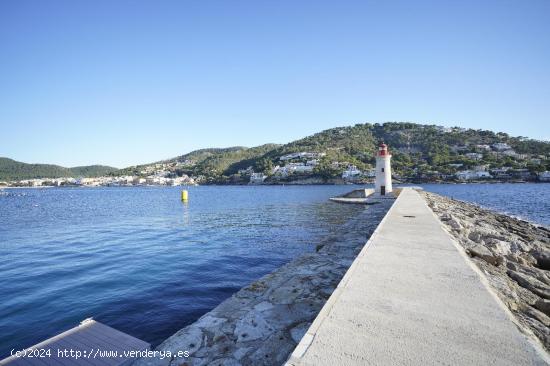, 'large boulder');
532,249,550,270
448,216,463,231
535,299,550,317
467,244,499,265
508,270,550,299
486,239,511,257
